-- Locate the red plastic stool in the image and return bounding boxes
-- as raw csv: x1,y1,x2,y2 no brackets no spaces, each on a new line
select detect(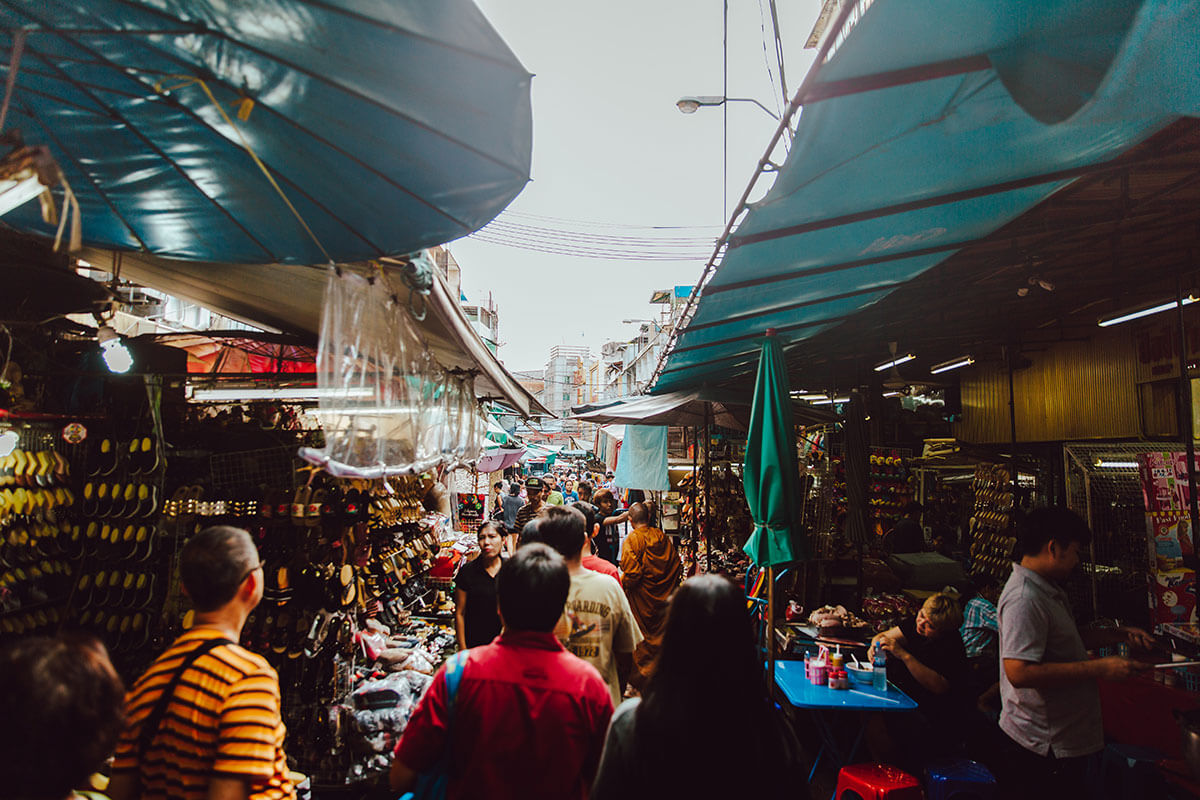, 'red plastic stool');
836,763,924,800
